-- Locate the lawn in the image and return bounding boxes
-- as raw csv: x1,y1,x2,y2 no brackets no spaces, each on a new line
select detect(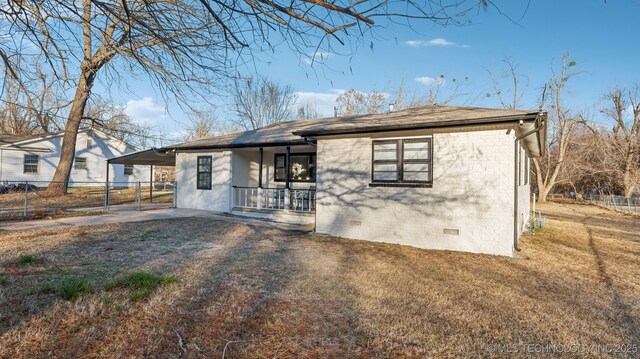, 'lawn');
0,202,638,358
